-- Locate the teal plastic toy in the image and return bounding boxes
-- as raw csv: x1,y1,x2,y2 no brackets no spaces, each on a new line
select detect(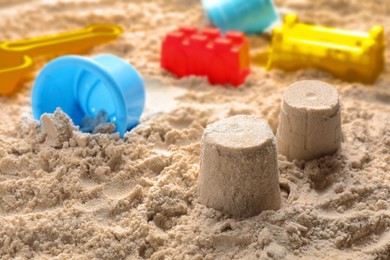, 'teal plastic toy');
202,0,280,34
